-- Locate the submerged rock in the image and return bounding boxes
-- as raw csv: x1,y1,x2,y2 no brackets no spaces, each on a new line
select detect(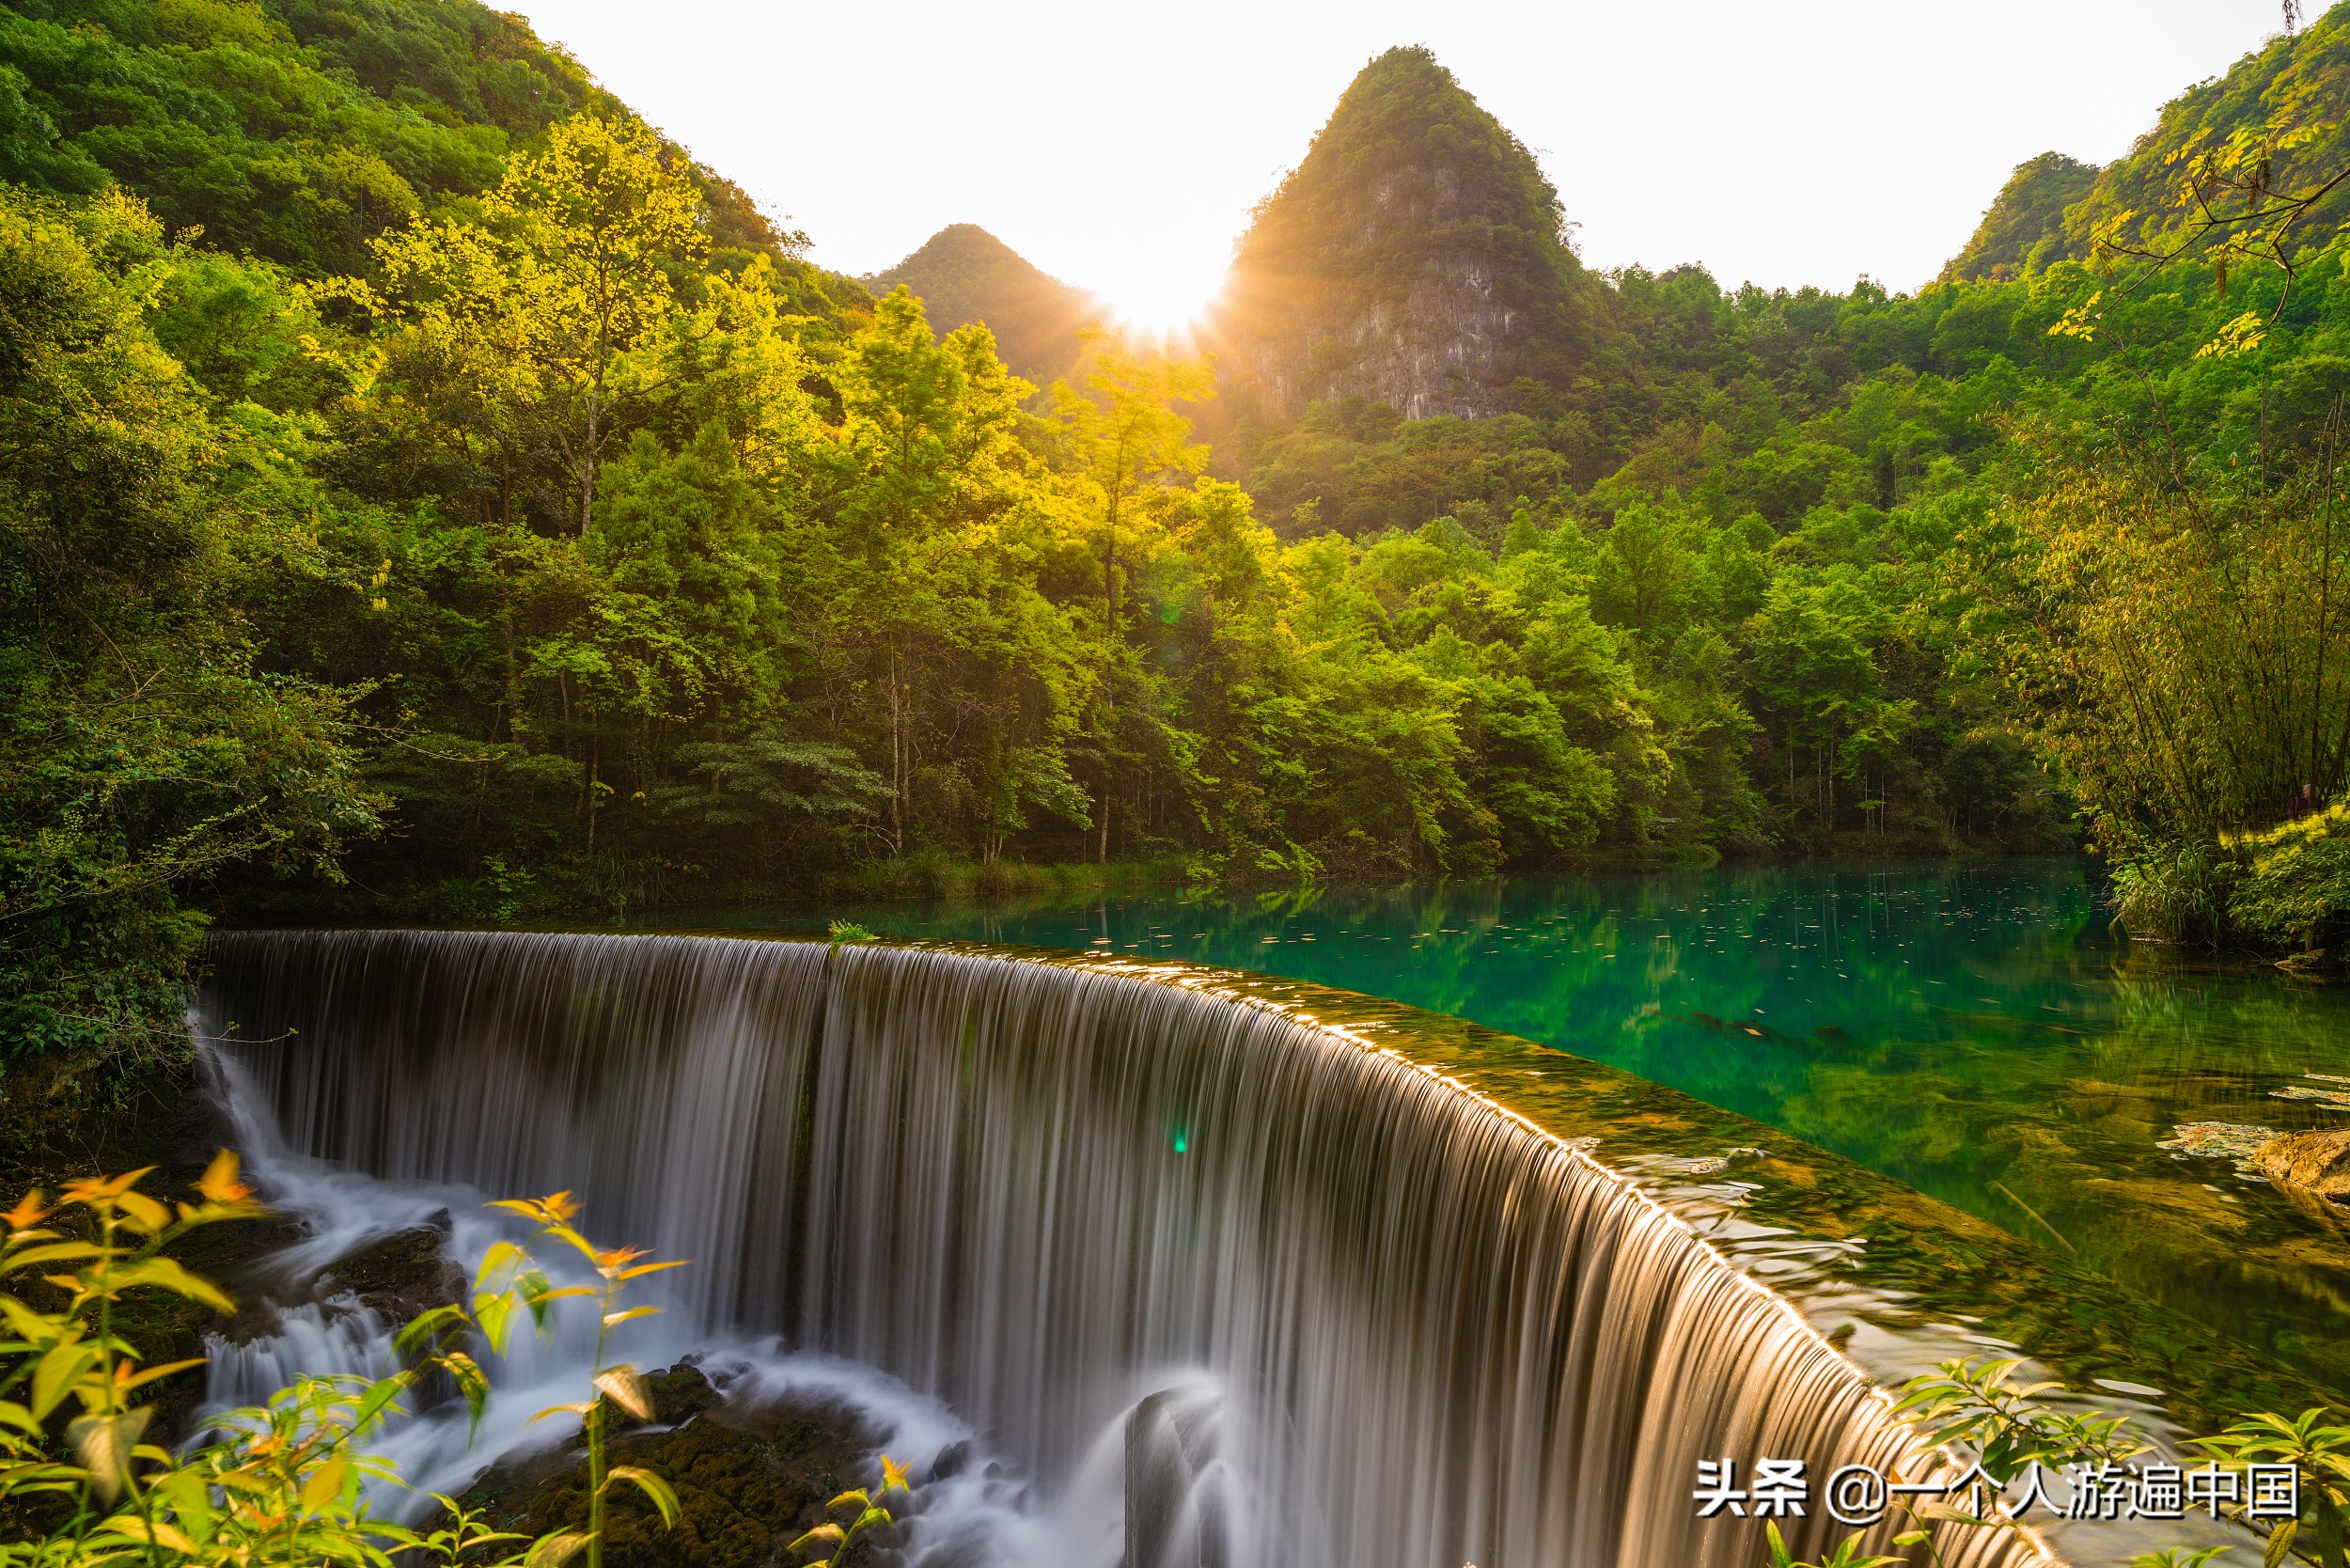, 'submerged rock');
2269,1072,2350,1111
460,1364,883,1568
2251,1130,2350,1201
2158,1121,2281,1180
